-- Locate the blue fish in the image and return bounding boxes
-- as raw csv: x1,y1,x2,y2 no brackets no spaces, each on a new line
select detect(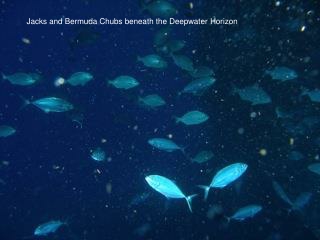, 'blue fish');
91,147,106,162
232,84,271,105
301,89,320,102
229,204,262,221
137,55,167,69
107,75,139,90
2,72,39,86
0,125,16,137
199,163,248,200
175,110,209,125
138,94,166,108
145,175,196,212
66,71,93,86
34,220,66,236
172,54,194,72
148,138,185,153
265,66,298,81
308,163,320,175
23,97,74,113
291,192,312,211
272,180,293,206
142,0,177,18
181,77,216,96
